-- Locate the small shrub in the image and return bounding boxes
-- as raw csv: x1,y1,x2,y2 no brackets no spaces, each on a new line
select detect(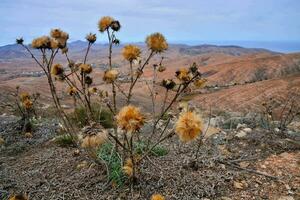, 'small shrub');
251,67,268,82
